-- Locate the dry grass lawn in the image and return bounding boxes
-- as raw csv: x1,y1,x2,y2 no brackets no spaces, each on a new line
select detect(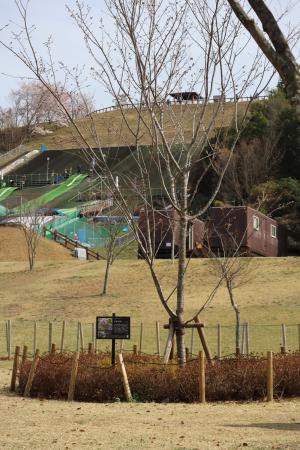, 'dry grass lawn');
0,252,299,354
0,367,299,450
